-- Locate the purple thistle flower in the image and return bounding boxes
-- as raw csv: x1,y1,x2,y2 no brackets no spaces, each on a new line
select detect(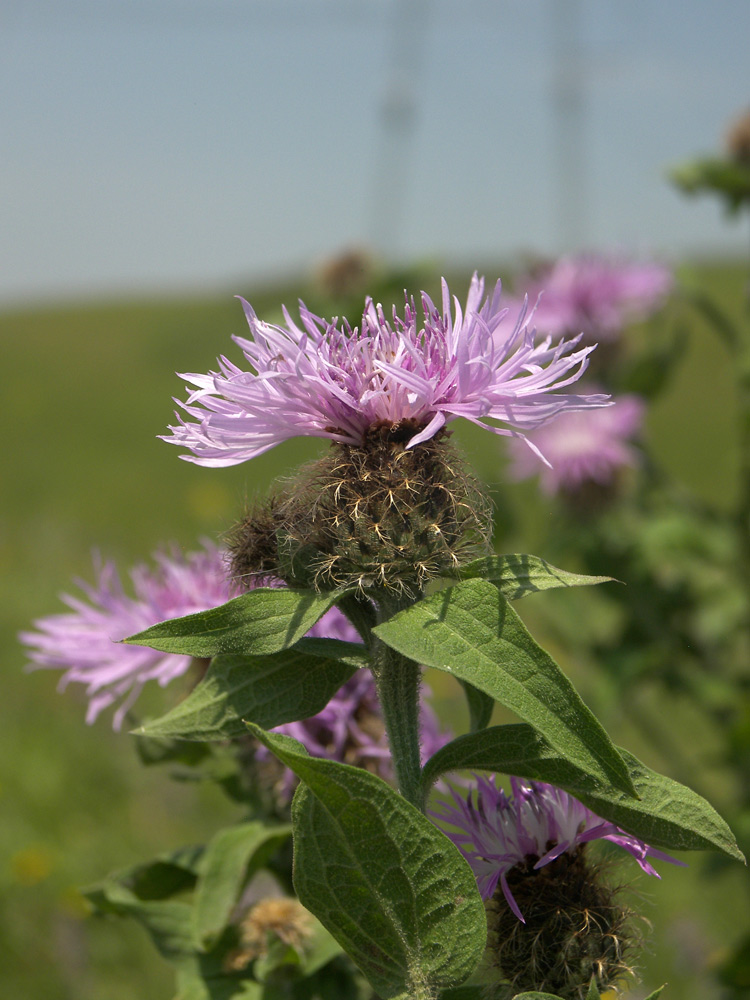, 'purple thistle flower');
507,393,646,495
509,255,673,343
20,542,235,730
162,274,609,467
433,774,683,921
20,550,446,778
